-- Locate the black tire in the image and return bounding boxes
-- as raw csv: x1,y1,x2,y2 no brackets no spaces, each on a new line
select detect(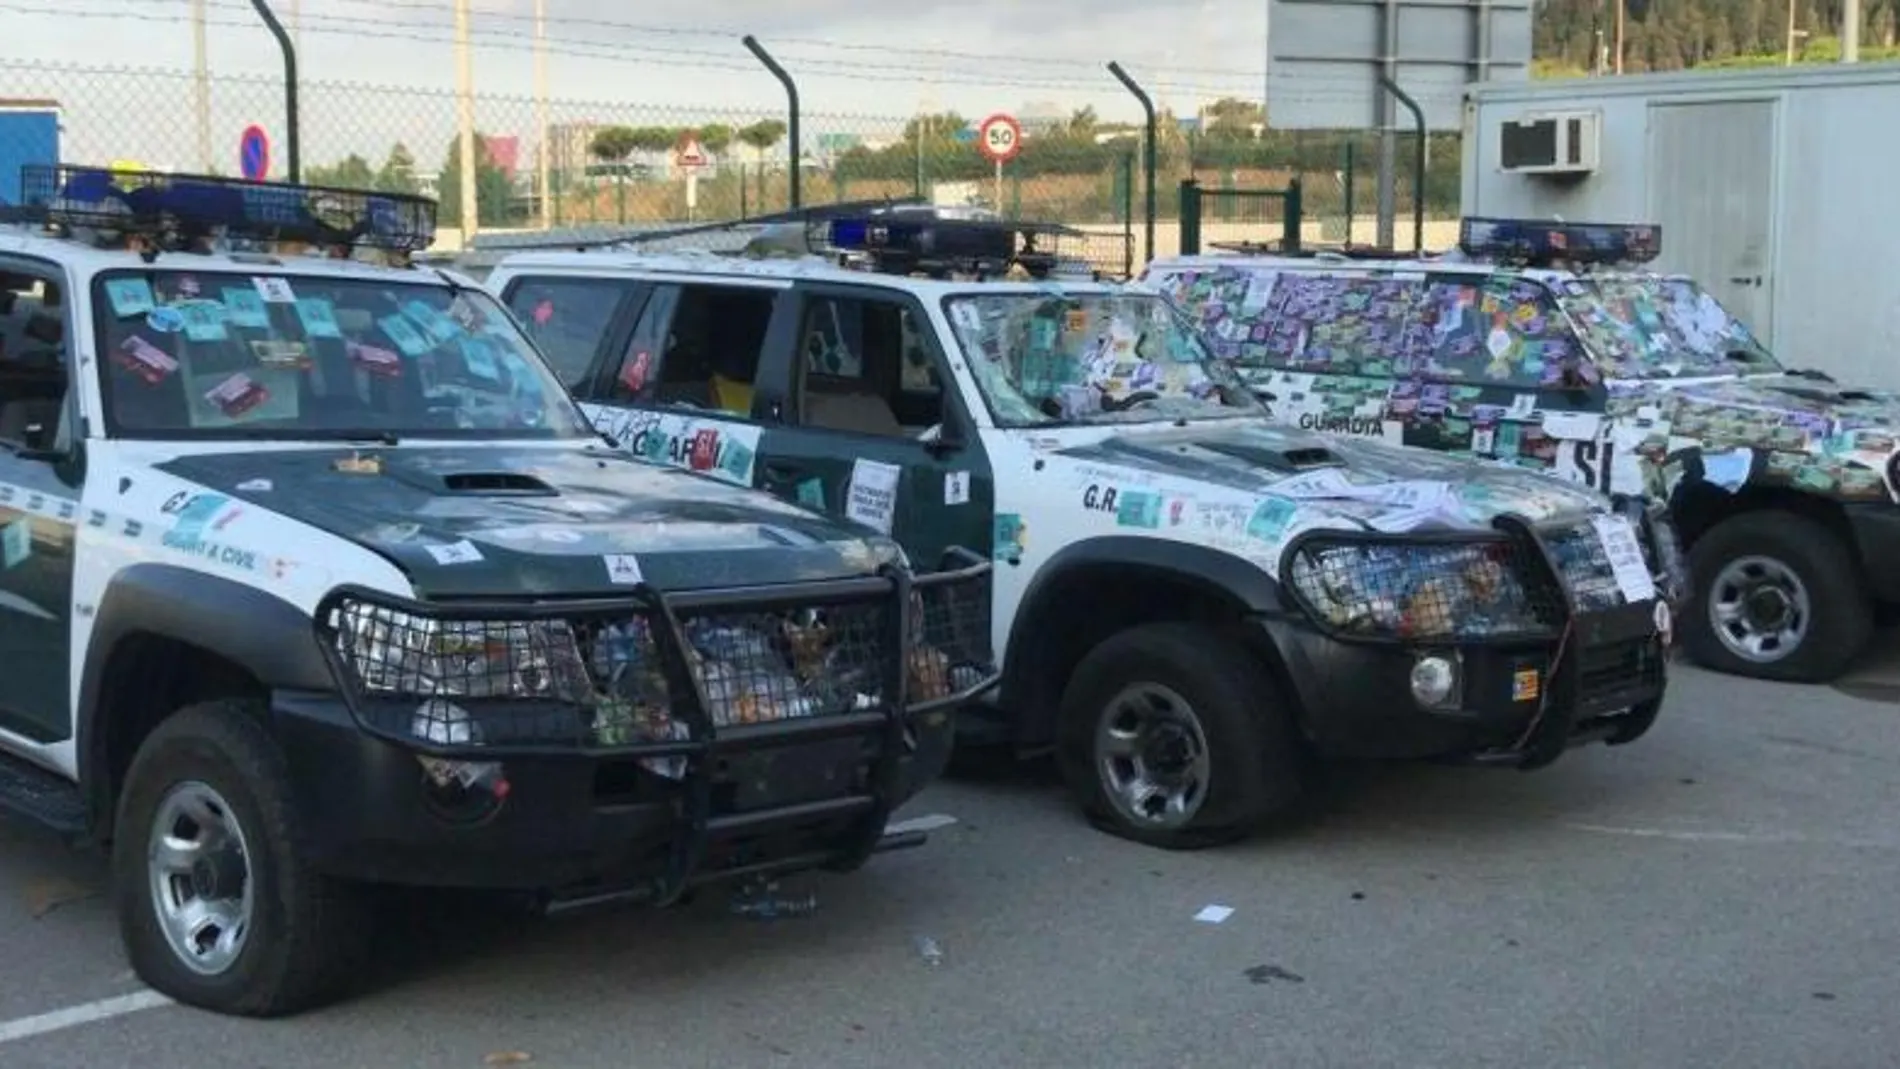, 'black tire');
1054,622,1306,850
1681,510,1872,683
113,700,373,1017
